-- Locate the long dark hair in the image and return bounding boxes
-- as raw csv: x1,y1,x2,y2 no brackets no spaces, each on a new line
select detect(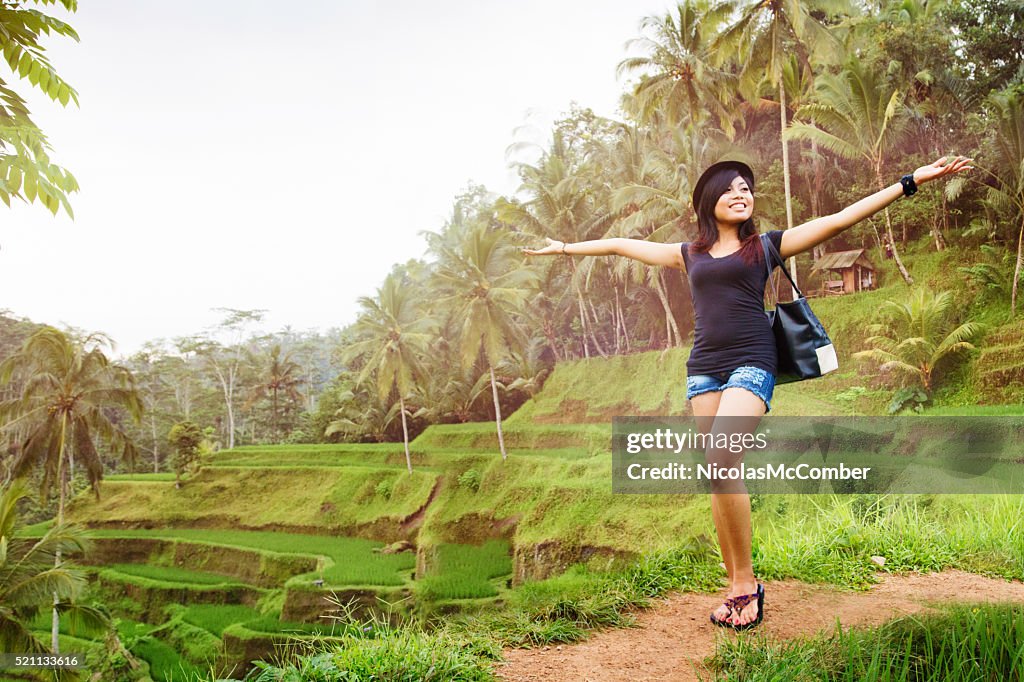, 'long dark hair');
687,167,765,267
